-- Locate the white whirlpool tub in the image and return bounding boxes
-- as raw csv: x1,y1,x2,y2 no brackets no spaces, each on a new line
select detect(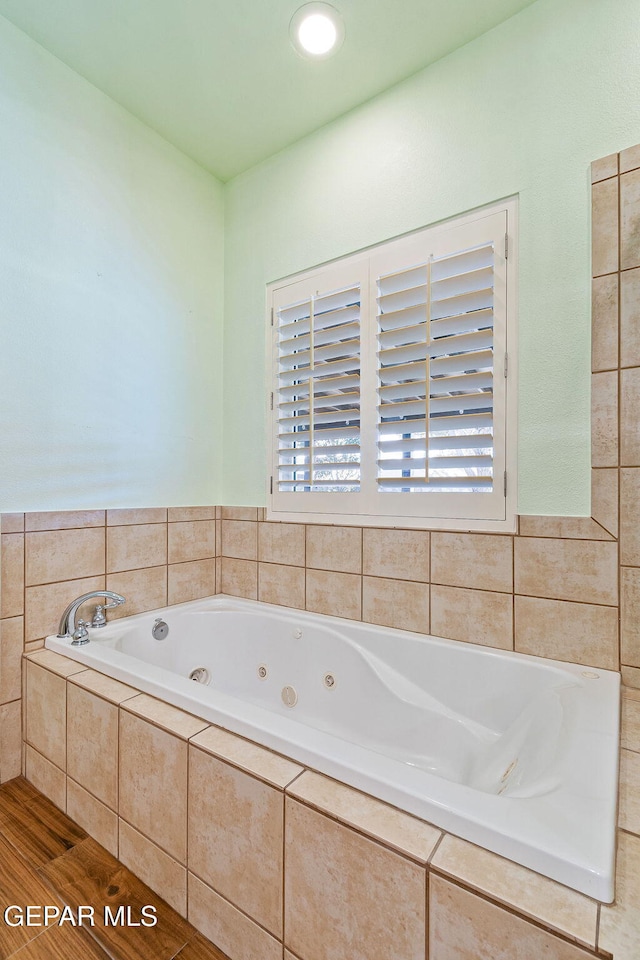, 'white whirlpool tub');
46,595,620,901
